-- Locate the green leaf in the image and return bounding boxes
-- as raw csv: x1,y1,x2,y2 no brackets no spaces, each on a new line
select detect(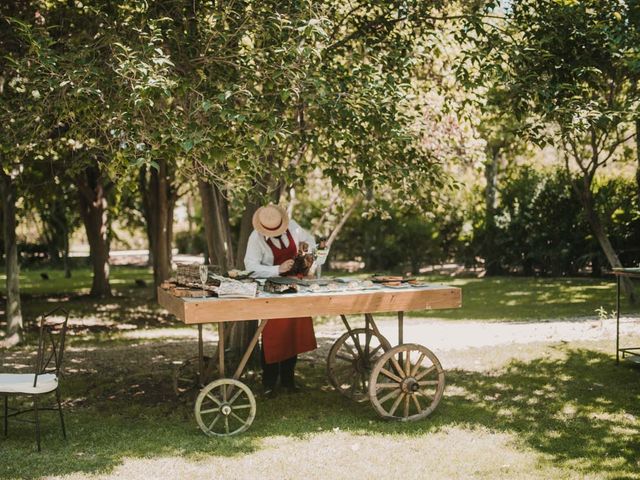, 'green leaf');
181,140,194,153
